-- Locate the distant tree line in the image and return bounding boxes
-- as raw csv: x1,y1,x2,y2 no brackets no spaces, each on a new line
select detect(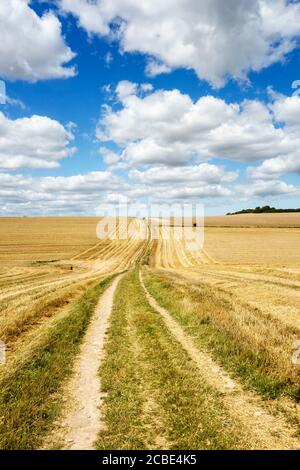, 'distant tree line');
227,205,300,215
